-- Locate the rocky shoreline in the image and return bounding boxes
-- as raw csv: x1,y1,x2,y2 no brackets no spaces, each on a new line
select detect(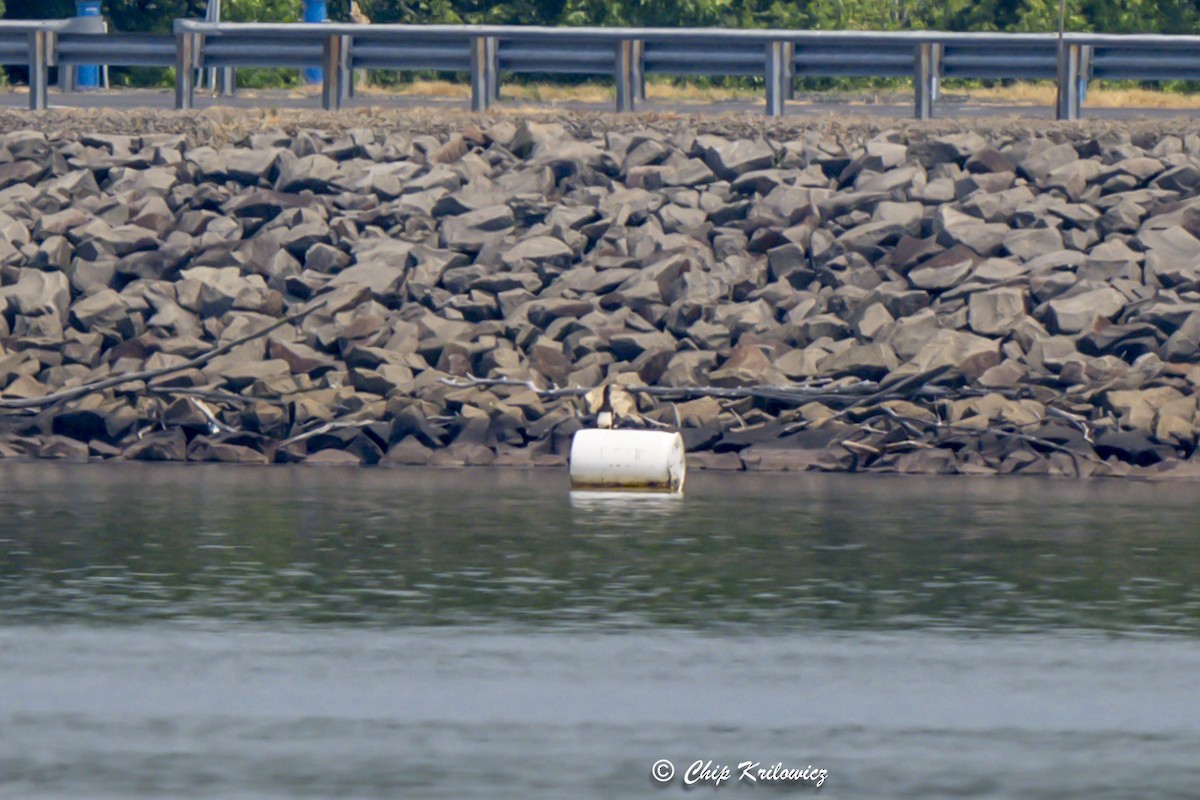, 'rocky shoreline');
4,108,1200,477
